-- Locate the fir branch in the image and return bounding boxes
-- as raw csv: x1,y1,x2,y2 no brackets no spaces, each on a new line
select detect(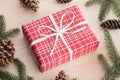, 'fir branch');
0,15,20,40
112,1,120,19
14,58,27,80
85,0,102,7
2,28,20,39
104,29,120,64
0,15,6,34
72,77,79,80
103,66,120,80
27,76,34,80
0,68,18,80
85,0,120,21
102,69,114,80
99,1,111,21
0,64,34,80
99,29,120,80
98,54,111,72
